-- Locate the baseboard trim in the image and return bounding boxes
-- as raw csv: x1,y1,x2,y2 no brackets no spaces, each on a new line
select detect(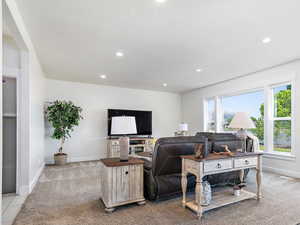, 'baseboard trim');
263,165,300,178
29,162,45,193
45,155,101,165
18,185,30,196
